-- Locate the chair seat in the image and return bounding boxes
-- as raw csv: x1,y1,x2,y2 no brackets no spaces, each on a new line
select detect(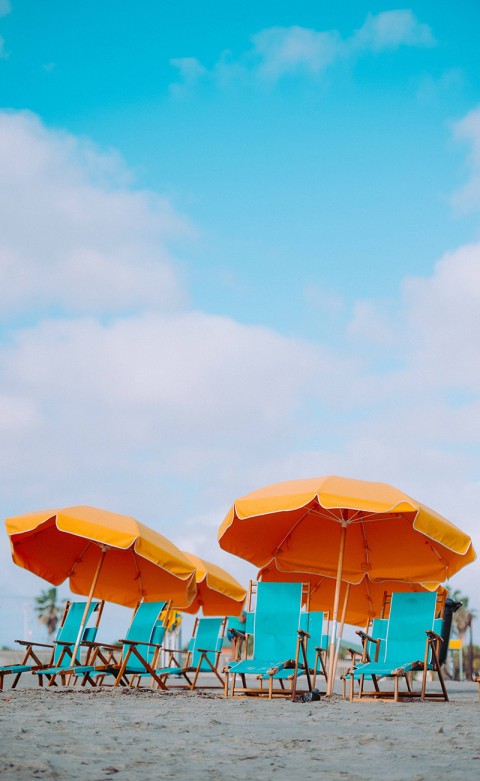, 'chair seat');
154,666,182,676
228,659,287,676
0,665,32,674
